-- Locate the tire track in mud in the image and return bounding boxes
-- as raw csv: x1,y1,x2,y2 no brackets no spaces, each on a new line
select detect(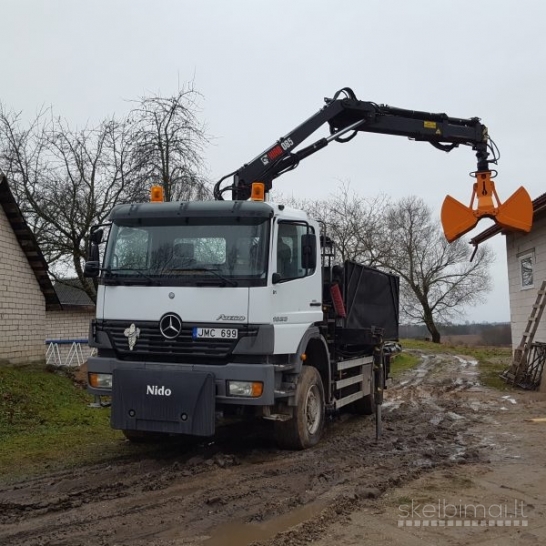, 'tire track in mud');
0,352,493,546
